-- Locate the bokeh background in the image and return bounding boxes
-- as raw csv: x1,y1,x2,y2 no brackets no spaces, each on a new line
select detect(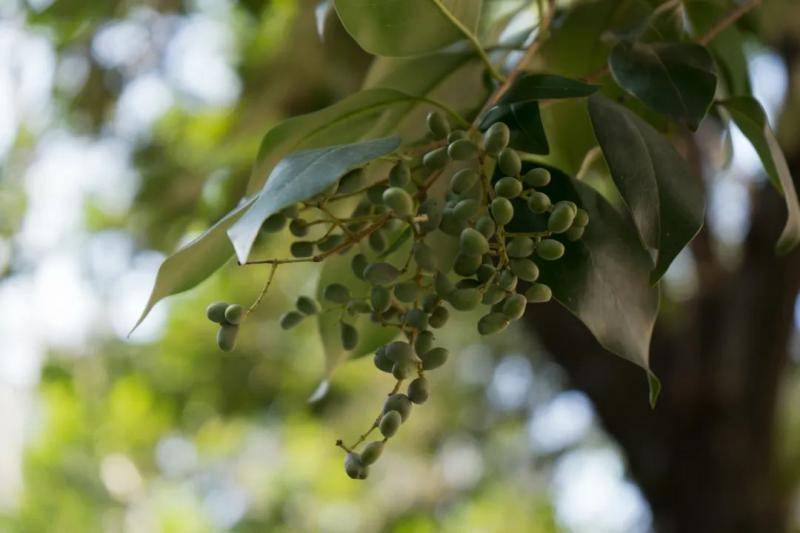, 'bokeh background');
0,1,799,532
